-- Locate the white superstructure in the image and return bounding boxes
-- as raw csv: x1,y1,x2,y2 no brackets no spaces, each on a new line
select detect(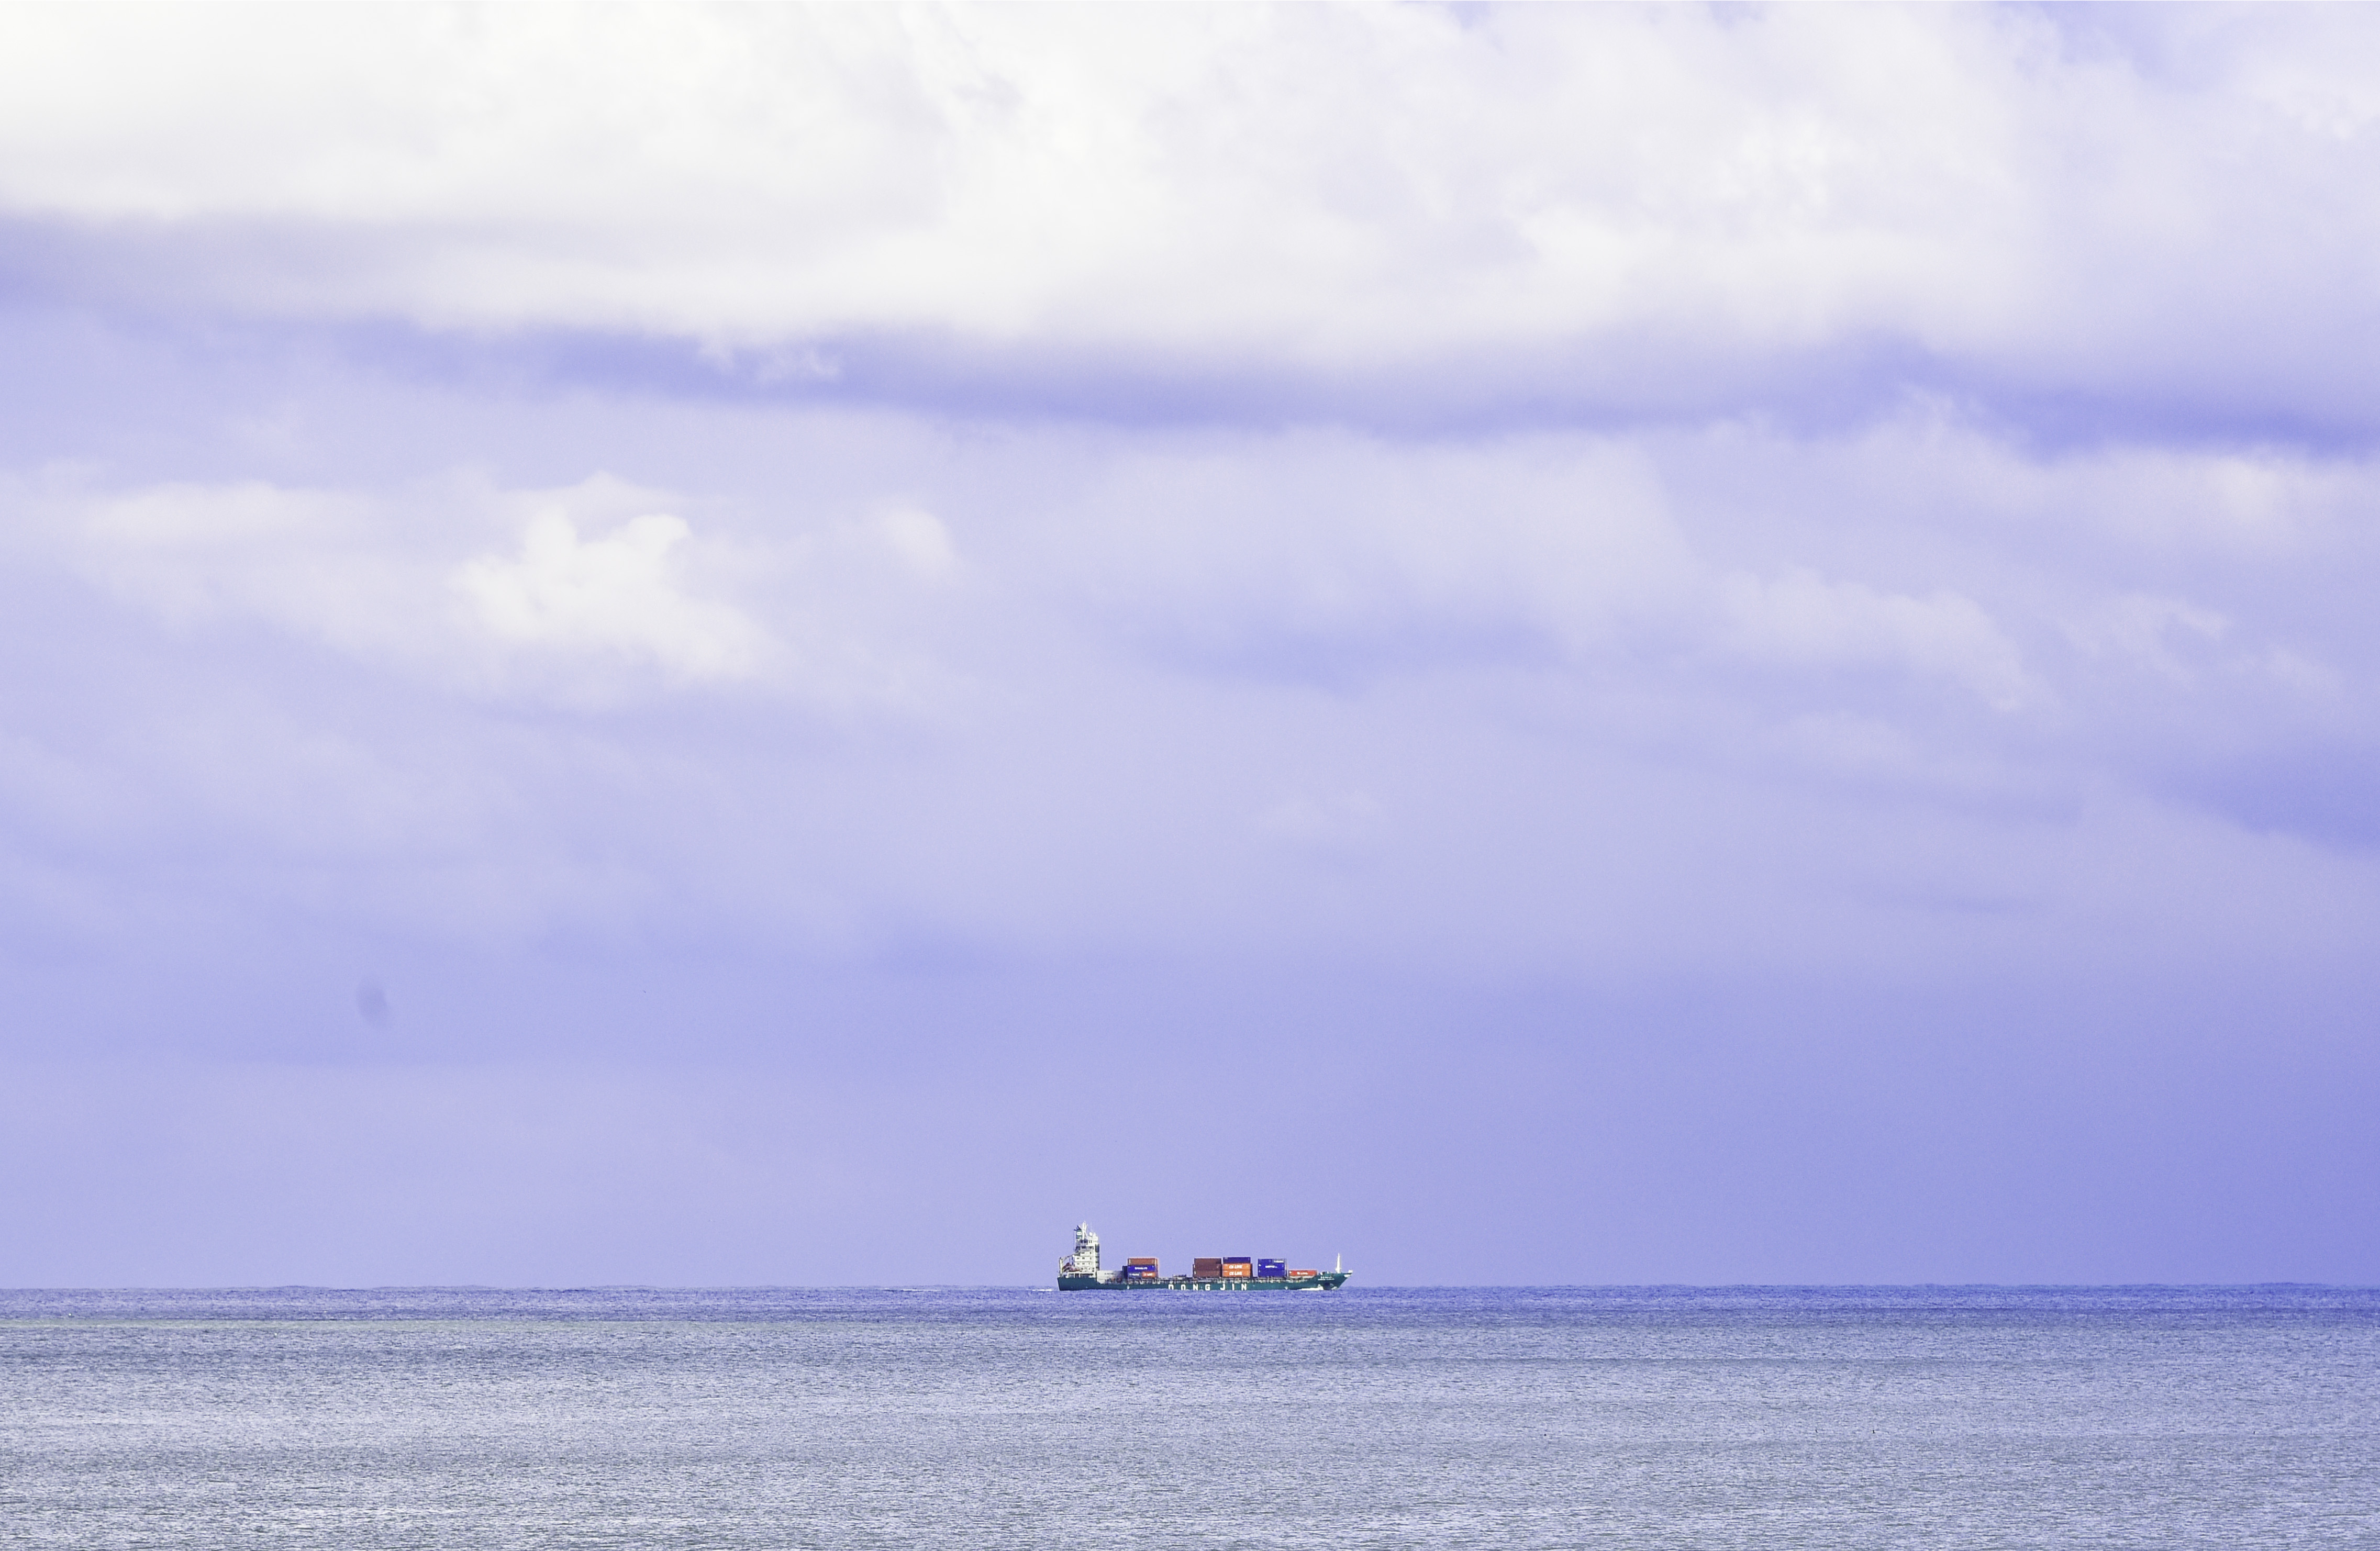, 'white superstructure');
1061,1222,1104,1279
